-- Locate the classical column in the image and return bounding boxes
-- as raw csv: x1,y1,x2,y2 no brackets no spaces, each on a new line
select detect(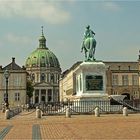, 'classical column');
39,90,41,103
33,91,35,104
